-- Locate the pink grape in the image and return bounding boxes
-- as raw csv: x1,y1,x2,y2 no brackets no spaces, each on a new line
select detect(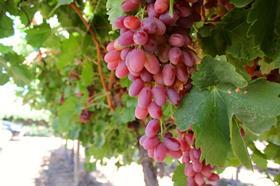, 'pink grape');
162,64,176,86
182,51,195,67
192,160,203,172
153,18,166,35
144,53,160,74
169,33,185,47
143,37,158,52
163,137,180,151
175,2,192,17
133,30,149,45
182,152,190,163
138,87,152,108
154,143,168,161
147,4,159,17
107,60,120,70
152,86,166,106
145,119,160,137
143,136,160,149
148,149,154,158
113,16,125,29
139,135,147,146
179,137,190,152
176,64,189,83
154,0,169,14
194,173,205,185
115,61,129,78
153,72,164,85
120,48,130,60
124,16,141,30
117,30,134,47
126,49,146,73
187,177,196,186
169,47,182,65
209,173,219,181
193,149,201,159
140,69,153,82
135,105,148,120
201,165,212,178
142,18,157,34
148,102,162,119
185,164,195,177
168,150,182,159
106,41,115,51
158,45,170,63
166,88,180,105
121,0,141,12
129,79,144,96
159,11,179,26
104,50,121,63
